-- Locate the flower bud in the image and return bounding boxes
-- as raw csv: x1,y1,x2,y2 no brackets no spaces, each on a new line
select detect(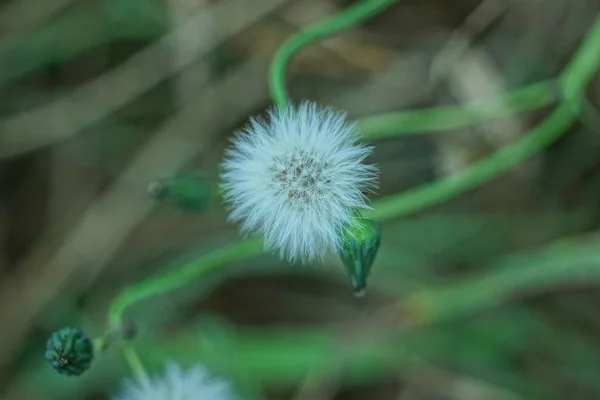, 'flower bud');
148,173,211,212
338,217,381,296
45,327,93,376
